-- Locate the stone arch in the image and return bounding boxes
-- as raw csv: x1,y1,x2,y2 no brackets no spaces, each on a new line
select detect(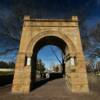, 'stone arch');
26,31,77,57
12,18,89,93
25,31,77,90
